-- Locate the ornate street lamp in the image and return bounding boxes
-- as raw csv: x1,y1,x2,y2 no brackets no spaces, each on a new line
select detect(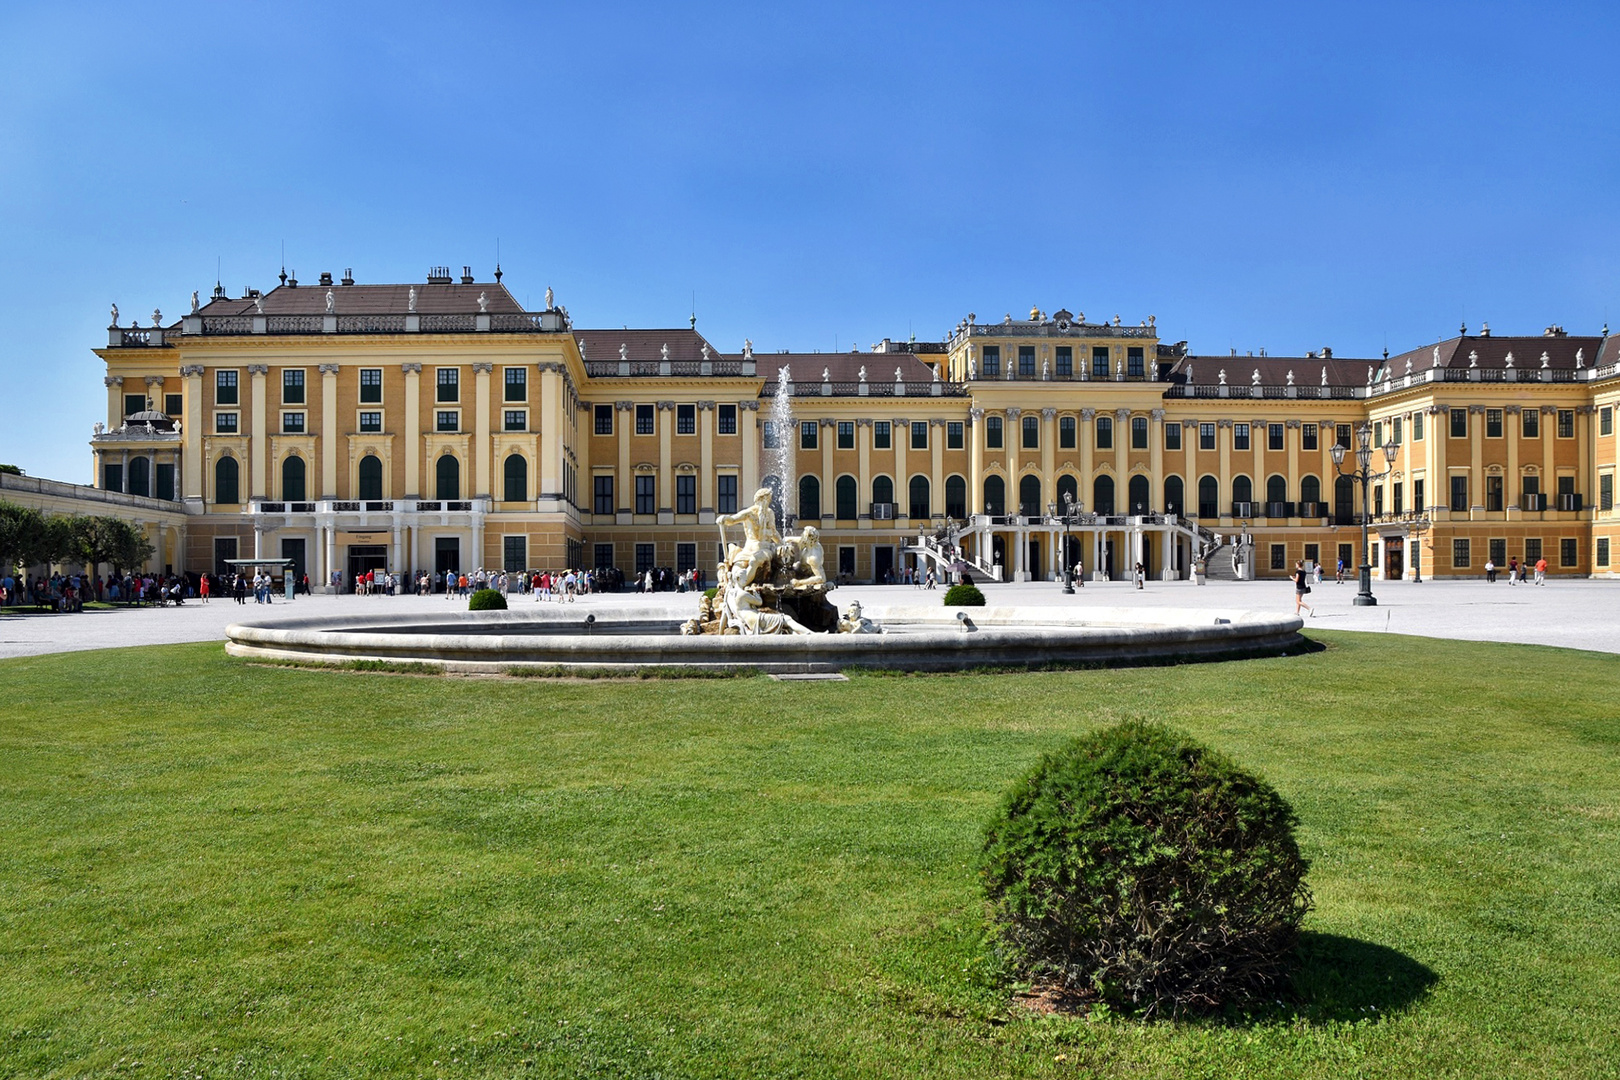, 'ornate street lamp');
1408,513,1431,584
1050,492,1080,594
1331,423,1400,606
